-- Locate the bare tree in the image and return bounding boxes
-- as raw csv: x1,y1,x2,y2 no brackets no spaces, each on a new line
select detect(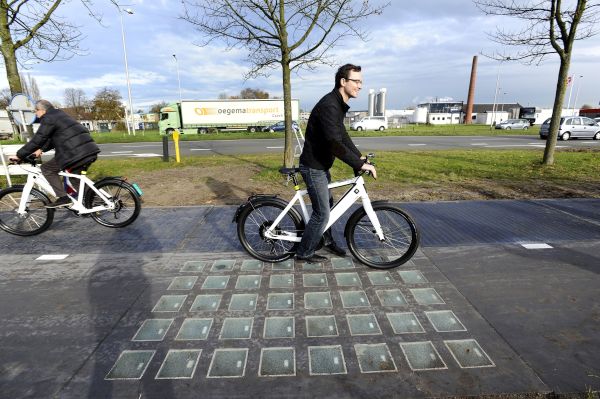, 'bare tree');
20,73,41,100
475,0,600,165
240,88,269,99
64,87,88,117
181,0,388,167
0,87,11,108
0,1,97,95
